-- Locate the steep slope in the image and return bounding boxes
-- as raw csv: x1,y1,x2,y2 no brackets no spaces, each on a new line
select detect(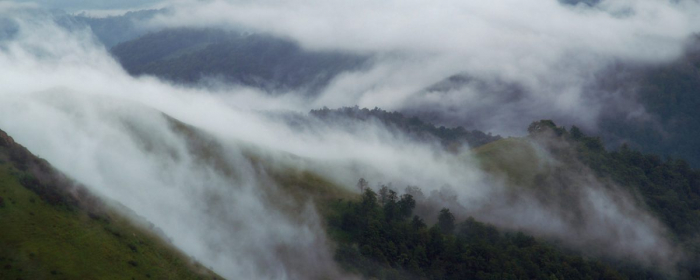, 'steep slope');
0,129,219,280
